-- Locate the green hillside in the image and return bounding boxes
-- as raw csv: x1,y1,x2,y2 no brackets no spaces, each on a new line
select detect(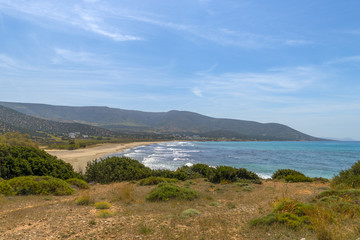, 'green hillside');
0,102,322,141
0,105,113,137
